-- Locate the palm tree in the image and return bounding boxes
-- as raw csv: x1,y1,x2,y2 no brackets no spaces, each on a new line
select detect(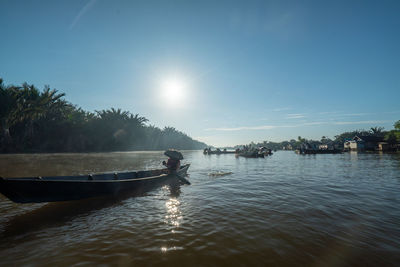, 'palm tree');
394,120,400,130
129,113,148,126
0,79,18,149
40,86,67,115
370,126,384,136
16,84,68,147
96,108,130,121
321,136,327,144
385,121,400,145
92,108,149,150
